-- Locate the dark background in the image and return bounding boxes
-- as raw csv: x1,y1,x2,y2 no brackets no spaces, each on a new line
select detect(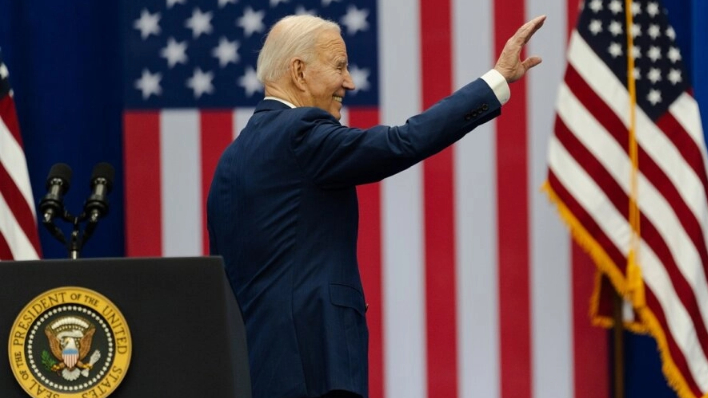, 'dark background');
0,0,706,397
